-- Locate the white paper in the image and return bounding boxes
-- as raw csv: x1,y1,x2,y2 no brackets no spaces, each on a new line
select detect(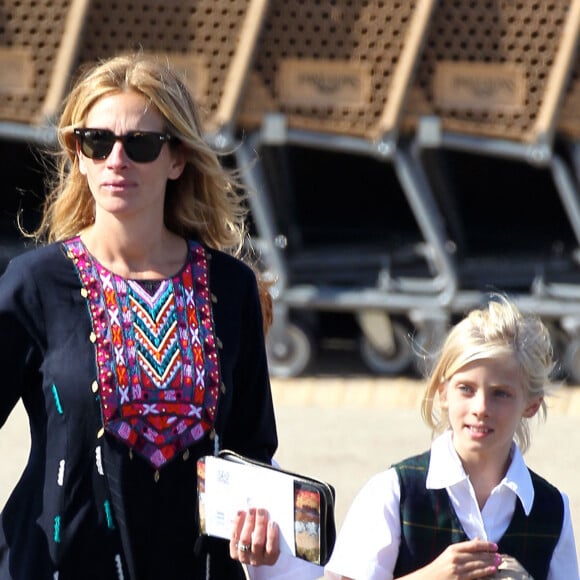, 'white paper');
200,456,297,557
